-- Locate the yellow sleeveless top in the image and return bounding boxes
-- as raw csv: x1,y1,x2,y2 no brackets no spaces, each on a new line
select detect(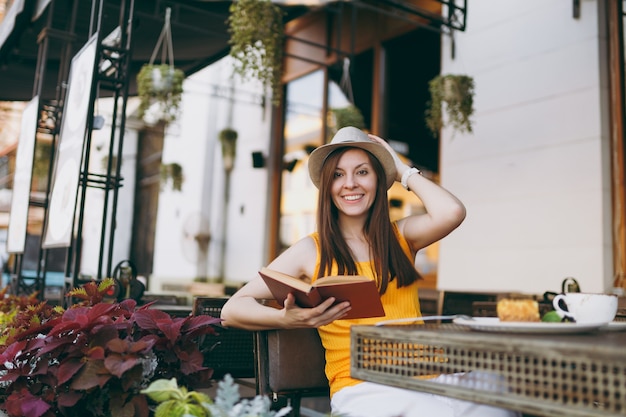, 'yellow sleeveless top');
310,224,422,397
